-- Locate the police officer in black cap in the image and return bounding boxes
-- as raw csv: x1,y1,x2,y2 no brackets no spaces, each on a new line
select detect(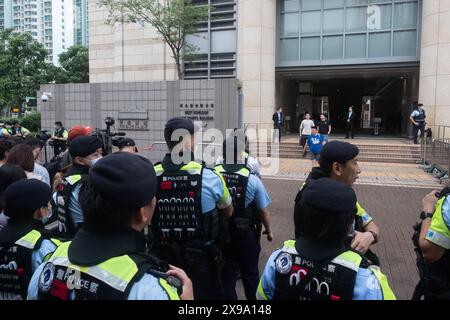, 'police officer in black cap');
117,137,138,154
149,117,233,300
28,152,193,300
258,178,396,300
0,179,60,300
294,140,381,265
54,135,103,239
